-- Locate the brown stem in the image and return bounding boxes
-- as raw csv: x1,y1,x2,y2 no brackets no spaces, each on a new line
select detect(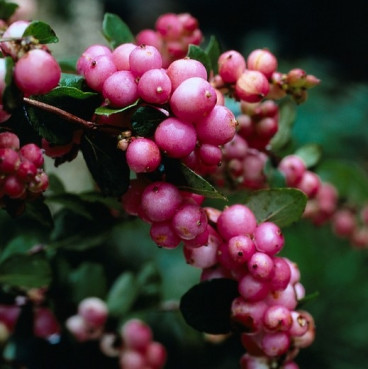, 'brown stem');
22,97,123,134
